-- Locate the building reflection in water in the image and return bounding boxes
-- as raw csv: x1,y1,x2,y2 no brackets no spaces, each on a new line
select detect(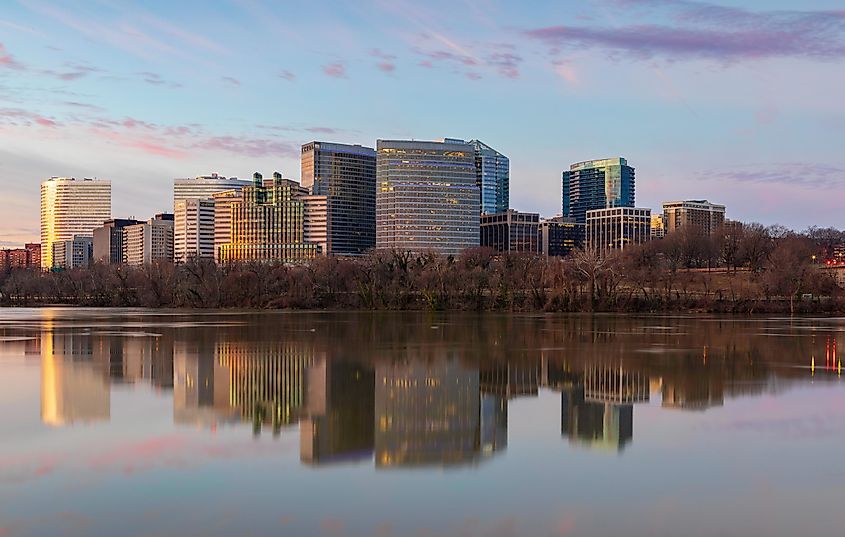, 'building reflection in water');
561,364,649,452
40,332,110,427
173,341,239,428
24,312,843,464
216,341,312,436
300,358,375,465
376,361,494,468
